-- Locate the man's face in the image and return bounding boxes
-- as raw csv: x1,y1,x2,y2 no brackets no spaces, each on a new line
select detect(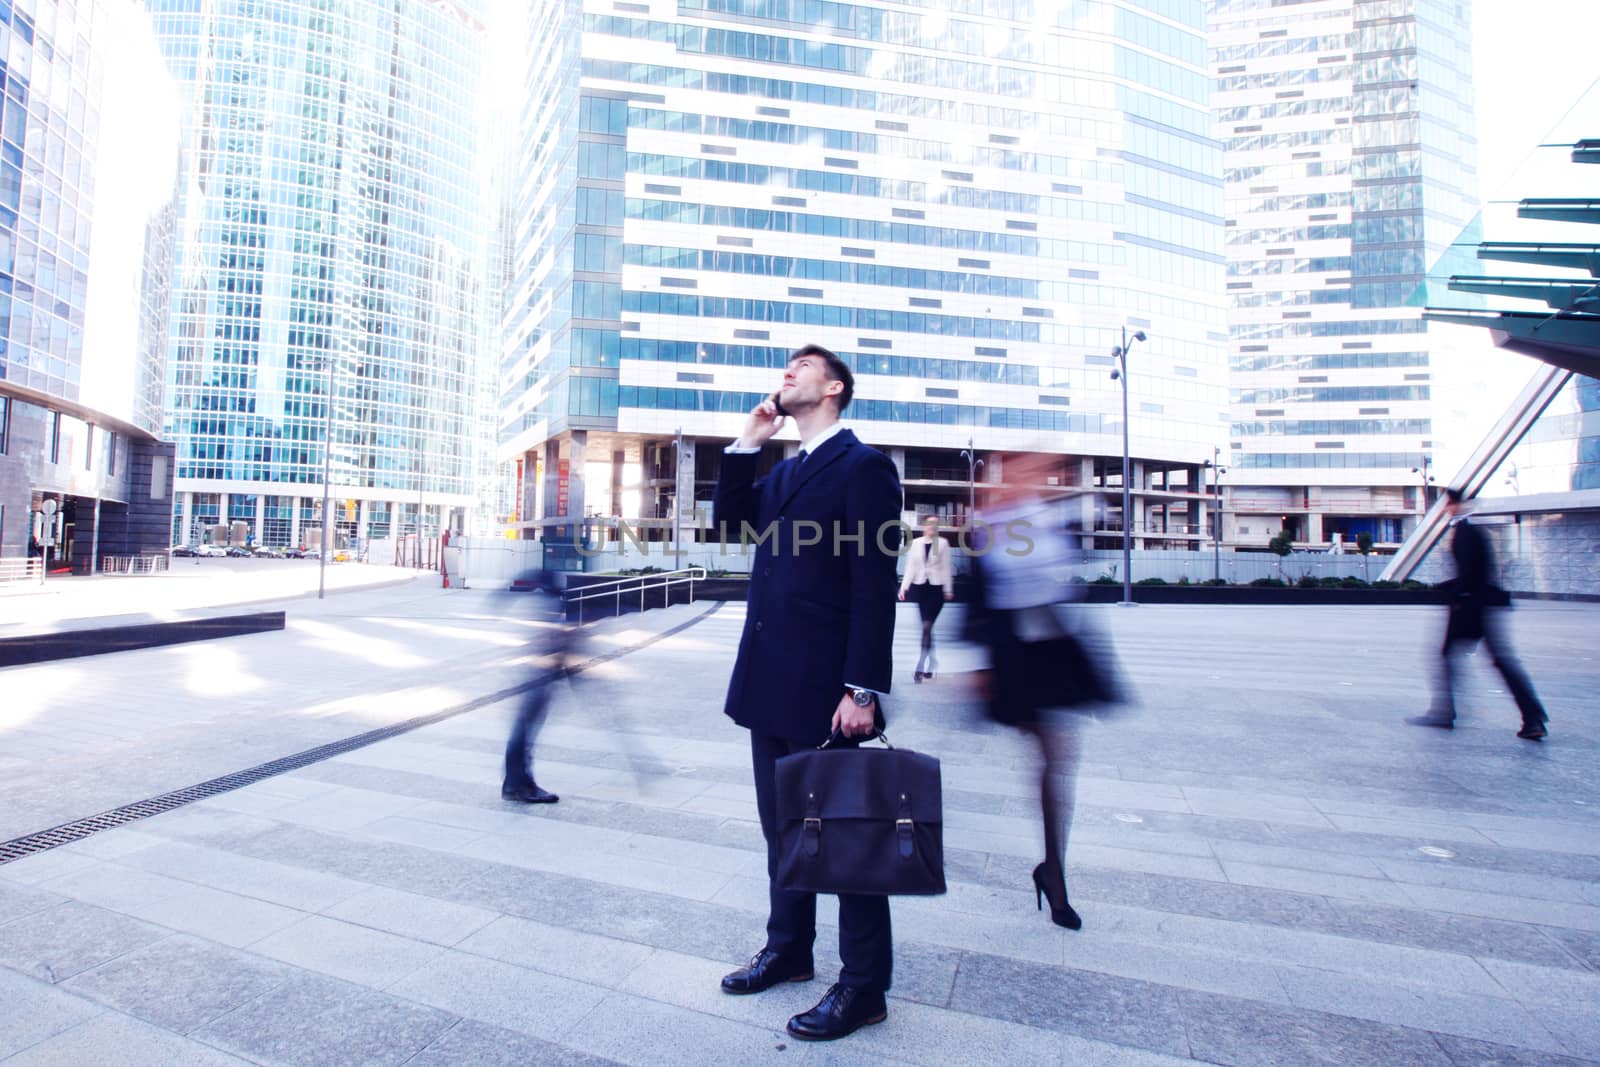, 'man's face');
779,354,841,414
